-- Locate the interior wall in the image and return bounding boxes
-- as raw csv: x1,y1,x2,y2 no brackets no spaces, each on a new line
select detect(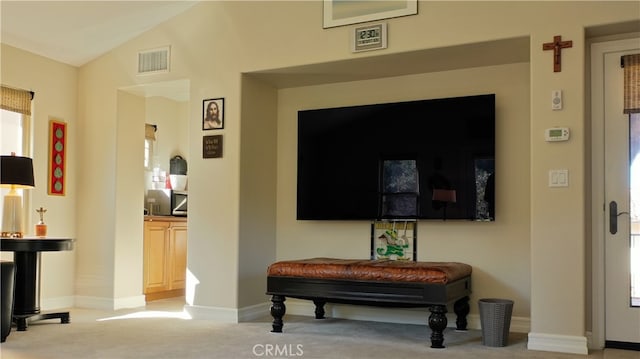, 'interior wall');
529,27,586,342
114,90,145,302
145,96,189,180
75,52,122,305
238,76,278,309
276,62,531,318
0,44,78,309
71,2,639,344
3,1,635,353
